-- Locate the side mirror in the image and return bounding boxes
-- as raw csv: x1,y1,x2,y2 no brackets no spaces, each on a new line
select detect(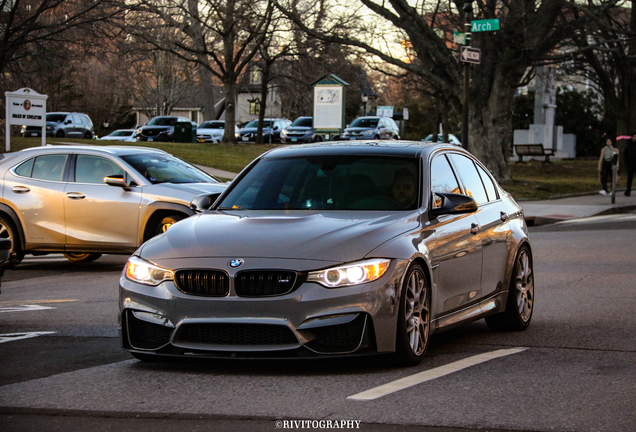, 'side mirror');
104,175,131,191
190,192,222,213
429,192,478,218
273,126,279,130
64,119,72,125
